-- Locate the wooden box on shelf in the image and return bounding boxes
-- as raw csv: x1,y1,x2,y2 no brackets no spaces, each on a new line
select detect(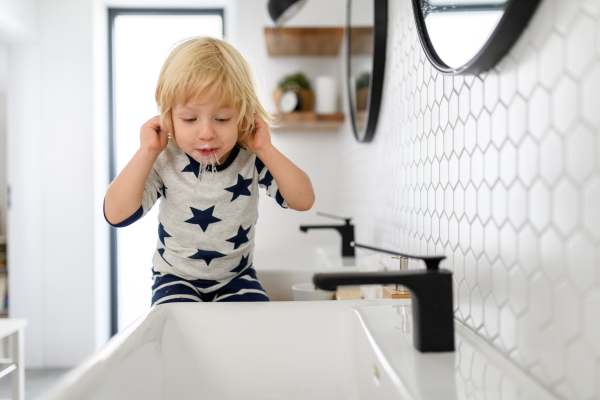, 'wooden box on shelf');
273,112,344,131
265,27,344,56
